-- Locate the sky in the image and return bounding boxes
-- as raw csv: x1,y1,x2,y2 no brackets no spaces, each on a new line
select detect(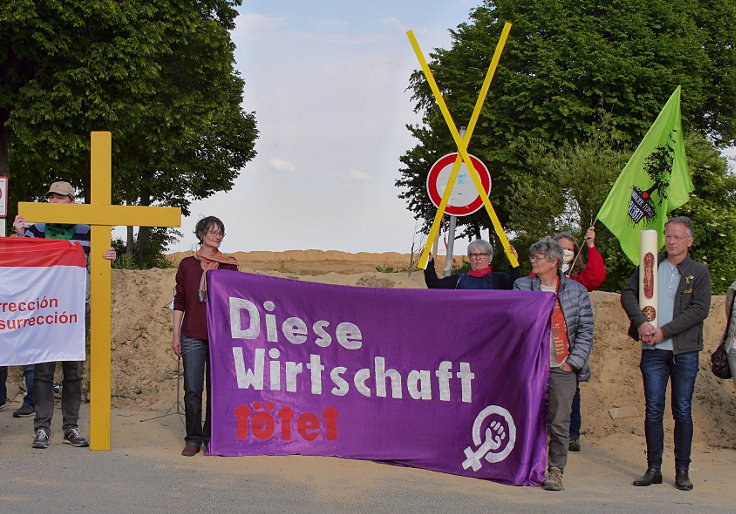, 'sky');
161,1,479,254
